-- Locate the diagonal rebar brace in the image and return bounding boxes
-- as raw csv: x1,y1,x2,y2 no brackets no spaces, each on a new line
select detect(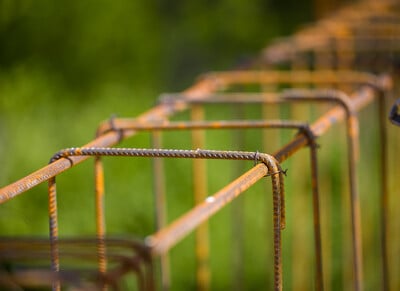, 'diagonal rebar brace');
48,147,286,291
